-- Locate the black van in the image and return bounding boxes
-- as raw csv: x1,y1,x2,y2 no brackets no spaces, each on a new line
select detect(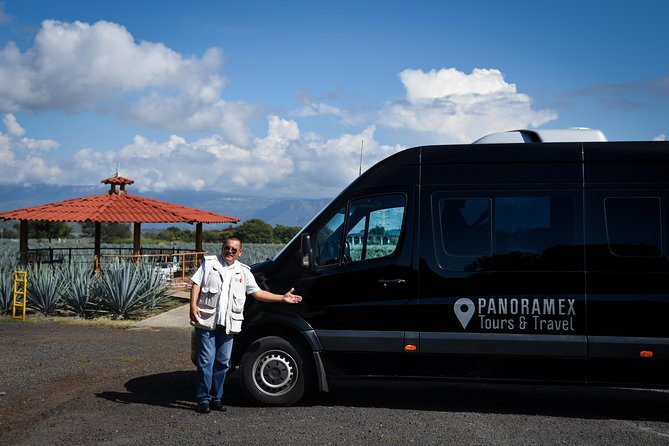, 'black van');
233,130,669,406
